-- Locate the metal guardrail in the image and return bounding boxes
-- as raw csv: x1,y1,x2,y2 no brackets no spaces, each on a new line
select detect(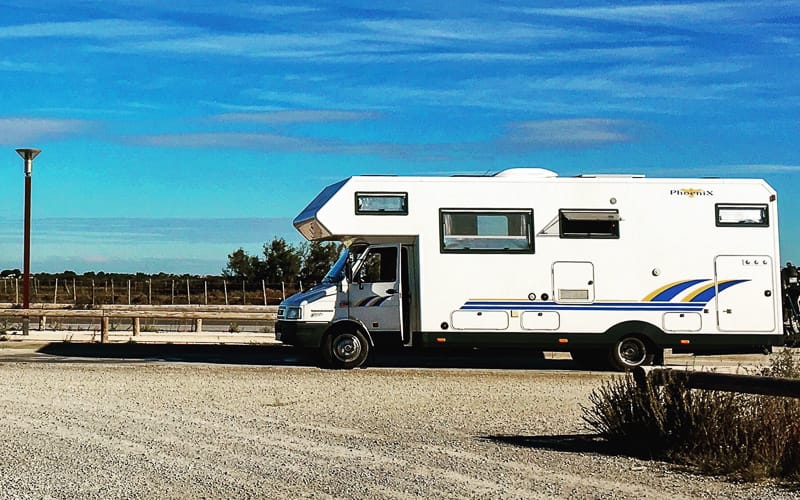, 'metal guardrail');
633,366,800,398
0,305,278,343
